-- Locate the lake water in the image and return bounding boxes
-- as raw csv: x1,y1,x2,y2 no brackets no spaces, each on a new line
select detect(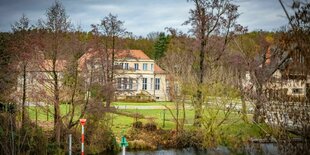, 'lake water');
99,144,279,155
